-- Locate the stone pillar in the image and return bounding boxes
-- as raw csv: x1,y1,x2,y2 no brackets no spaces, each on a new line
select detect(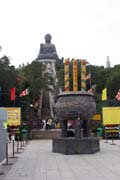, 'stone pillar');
75,116,81,139
61,121,68,137
83,120,90,137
